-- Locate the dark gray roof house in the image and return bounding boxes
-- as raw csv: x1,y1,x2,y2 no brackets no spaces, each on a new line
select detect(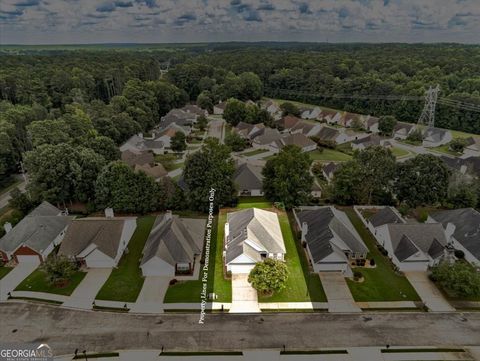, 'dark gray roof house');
252,128,282,146
140,213,205,276
429,208,480,264
316,126,340,142
322,162,341,181
0,202,72,263
381,223,448,270
293,206,368,273
368,207,405,228
233,163,264,195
